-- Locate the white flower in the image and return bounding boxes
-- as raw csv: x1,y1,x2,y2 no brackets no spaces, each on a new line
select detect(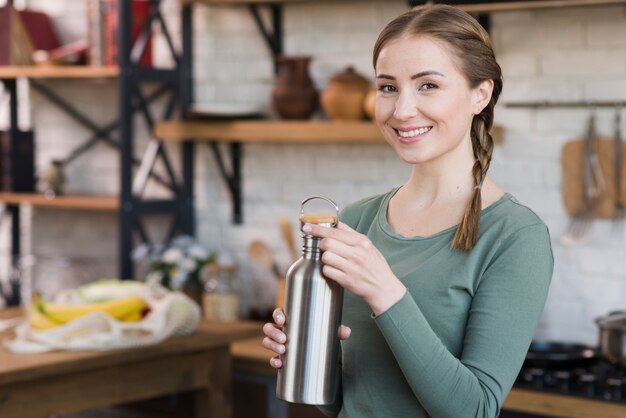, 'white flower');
162,248,183,264
188,244,209,260
170,269,187,290
179,257,197,273
131,244,150,261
